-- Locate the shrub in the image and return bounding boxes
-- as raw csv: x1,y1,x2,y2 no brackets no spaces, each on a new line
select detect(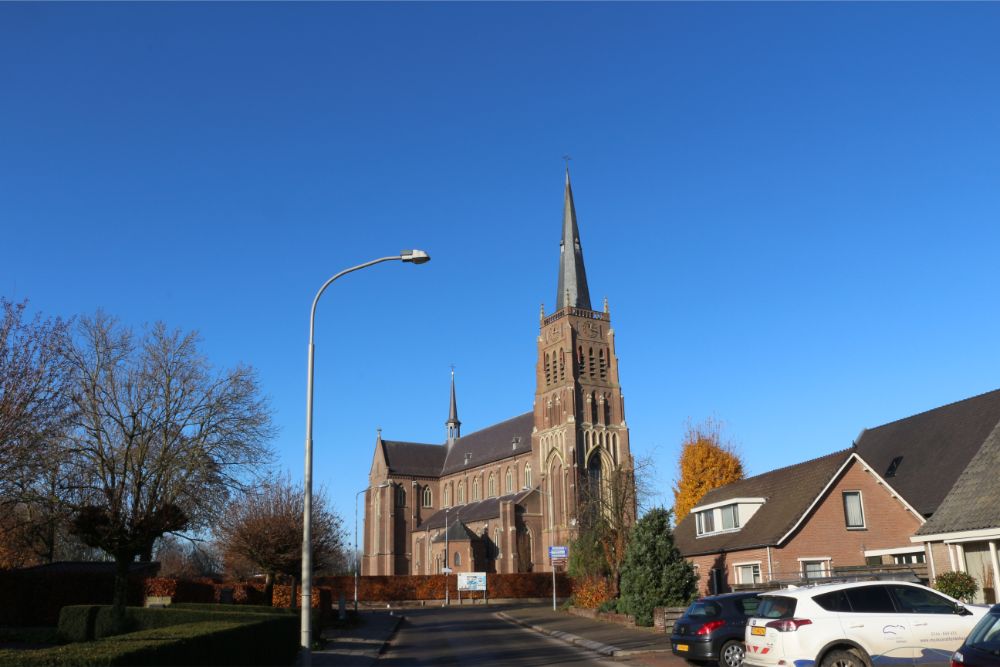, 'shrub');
935,571,978,603
618,507,697,626
573,576,614,609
